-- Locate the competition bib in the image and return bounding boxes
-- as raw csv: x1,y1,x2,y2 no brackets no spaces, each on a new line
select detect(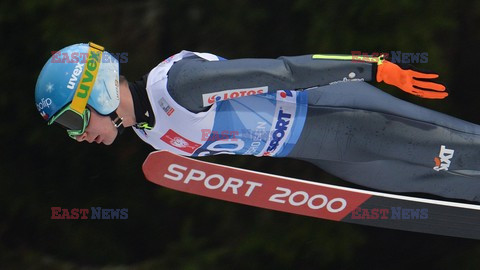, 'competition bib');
193,90,307,157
